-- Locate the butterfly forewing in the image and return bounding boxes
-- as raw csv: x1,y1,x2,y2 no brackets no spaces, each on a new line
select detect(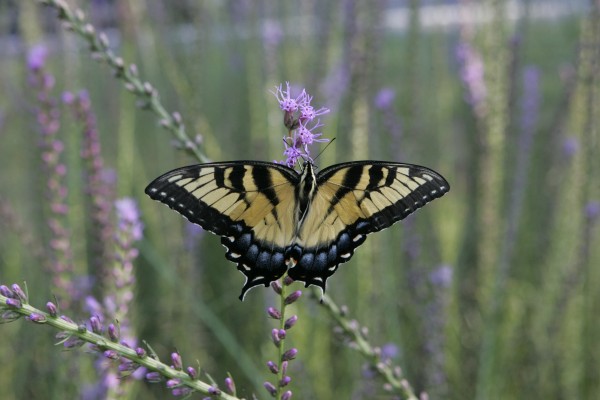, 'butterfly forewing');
287,161,450,288
145,161,300,299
